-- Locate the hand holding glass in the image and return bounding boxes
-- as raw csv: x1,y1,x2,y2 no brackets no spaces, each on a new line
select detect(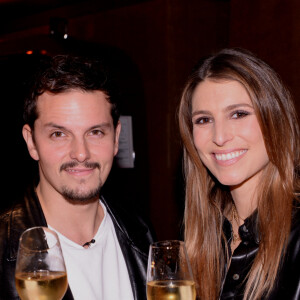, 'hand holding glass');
15,226,68,300
146,240,196,300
